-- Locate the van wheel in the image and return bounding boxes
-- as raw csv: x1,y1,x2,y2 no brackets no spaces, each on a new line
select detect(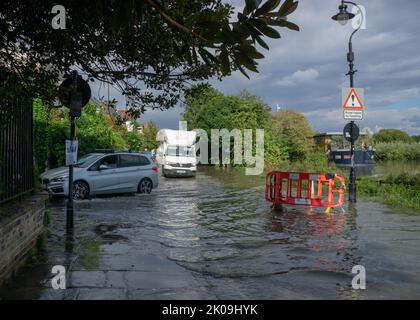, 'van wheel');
138,178,153,194
73,181,90,200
